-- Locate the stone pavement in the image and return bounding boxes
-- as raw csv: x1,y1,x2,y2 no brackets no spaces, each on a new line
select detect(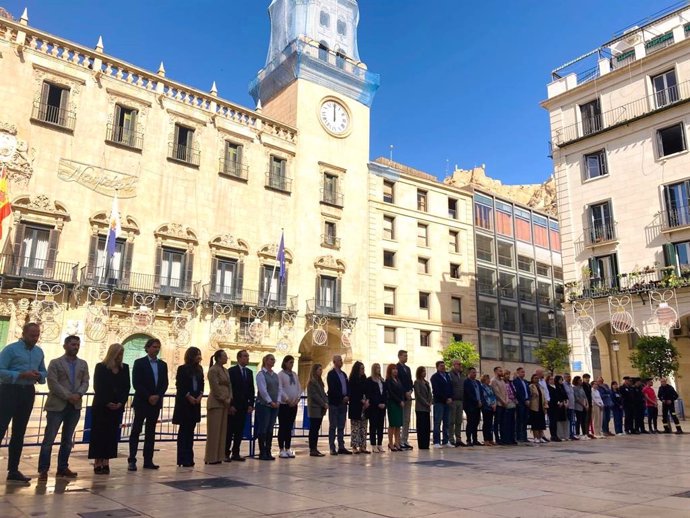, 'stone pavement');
1,433,690,517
